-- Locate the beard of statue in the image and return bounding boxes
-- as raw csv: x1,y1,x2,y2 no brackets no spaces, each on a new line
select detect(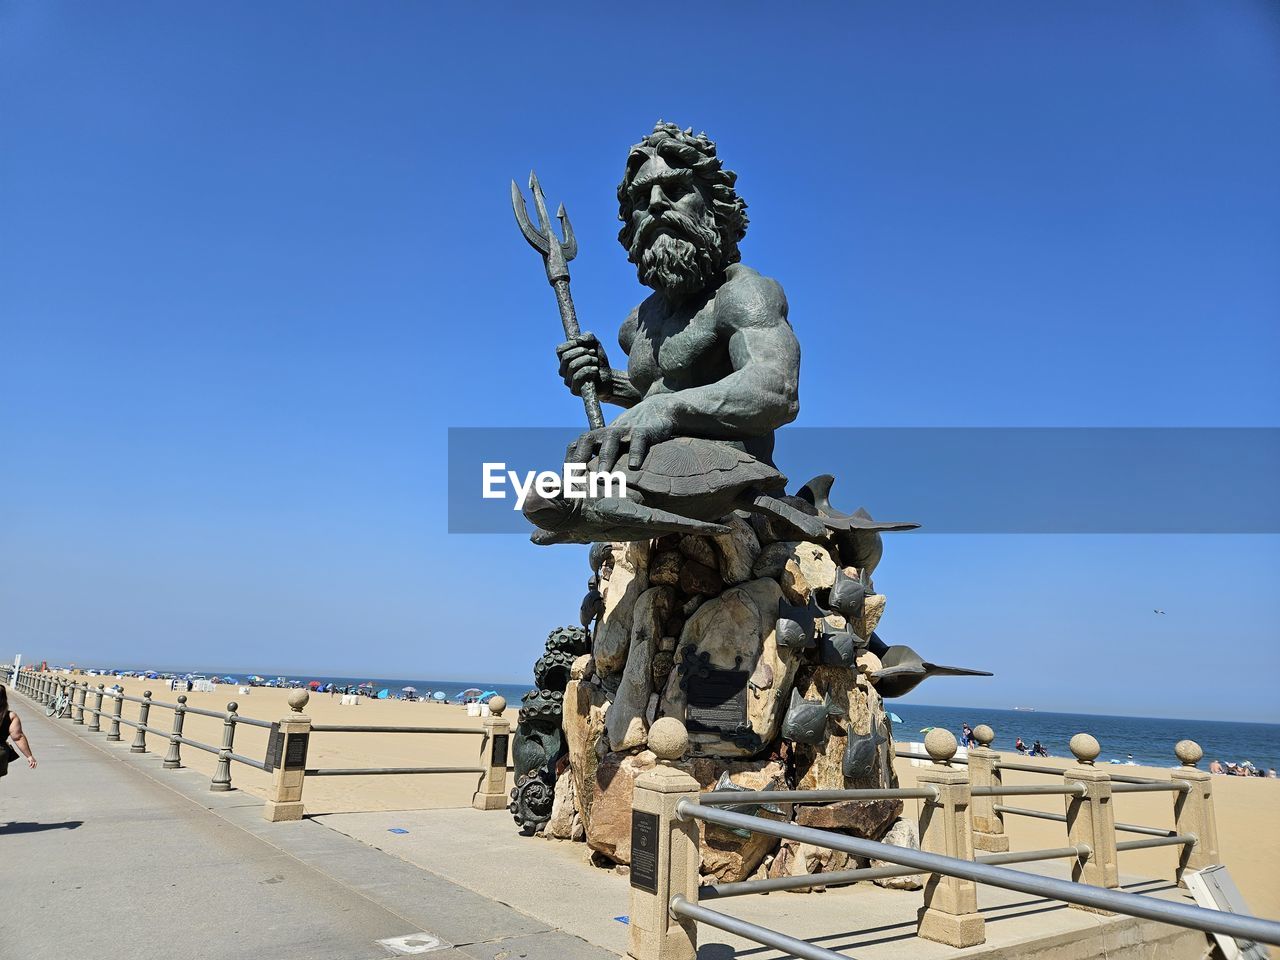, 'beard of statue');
630,208,724,300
